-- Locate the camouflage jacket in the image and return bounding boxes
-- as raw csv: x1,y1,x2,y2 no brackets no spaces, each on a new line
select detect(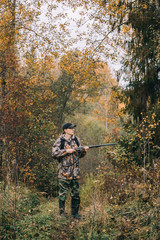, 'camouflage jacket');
52,134,86,180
